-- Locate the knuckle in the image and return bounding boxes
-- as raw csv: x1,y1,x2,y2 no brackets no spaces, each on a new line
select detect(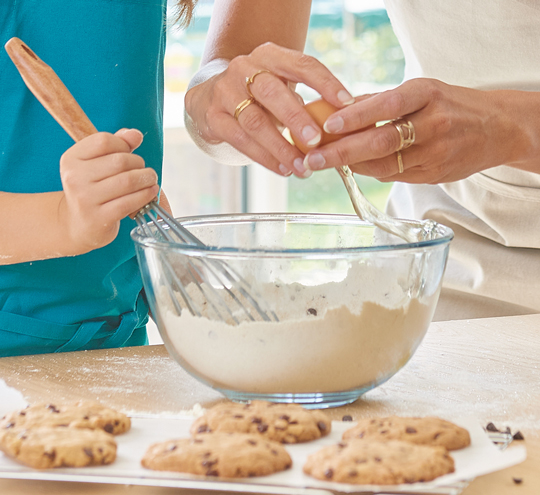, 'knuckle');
253,78,278,101
230,127,251,149
253,42,276,57
371,127,398,155
383,91,407,117
431,113,452,136
425,80,445,103
294,53,319,73
334,145,352,166
240,109,267,134
92,133,114,151
60,167,78,188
